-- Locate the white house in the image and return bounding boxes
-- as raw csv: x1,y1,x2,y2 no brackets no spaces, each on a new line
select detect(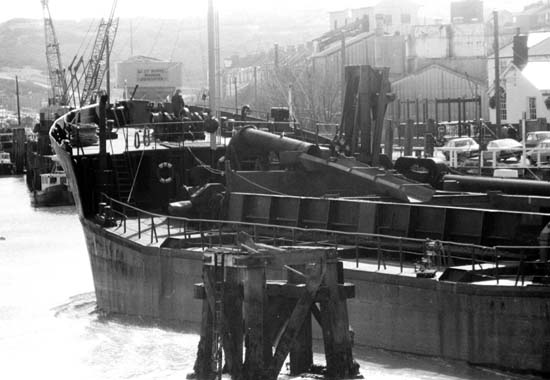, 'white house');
489,61,550,124
487,31,550,86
